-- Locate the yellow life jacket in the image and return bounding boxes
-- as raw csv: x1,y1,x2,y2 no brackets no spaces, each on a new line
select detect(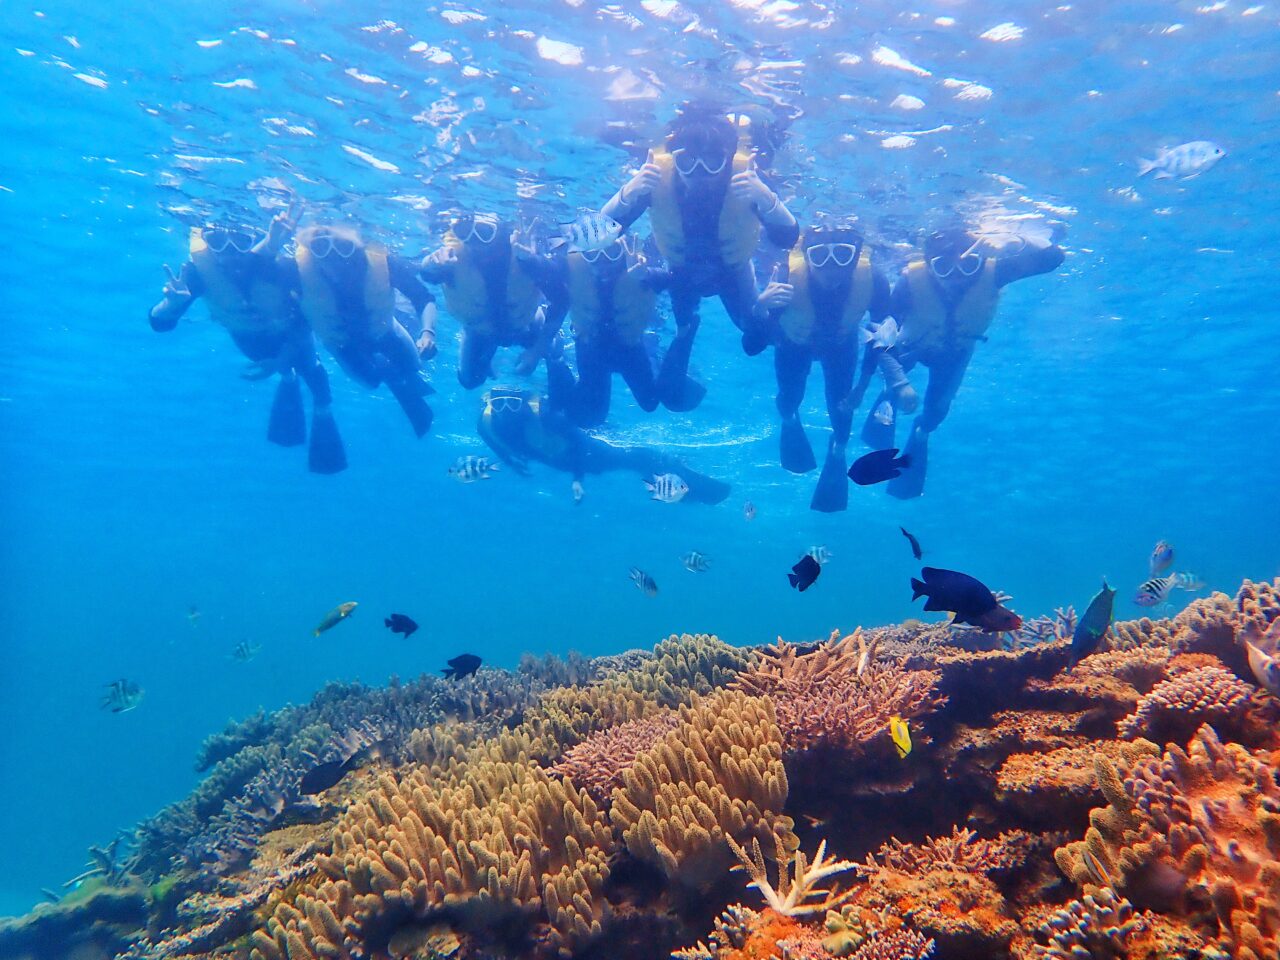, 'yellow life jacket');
777,245,874,346
439,232,540,338
294,241,395,351
566,252,654,345
647,137,761,268
187,228,292,335
901,258,999,355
